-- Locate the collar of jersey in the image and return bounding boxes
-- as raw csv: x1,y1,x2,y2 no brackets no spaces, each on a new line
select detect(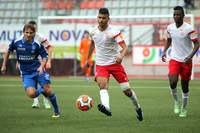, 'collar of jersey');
22,36,35,45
